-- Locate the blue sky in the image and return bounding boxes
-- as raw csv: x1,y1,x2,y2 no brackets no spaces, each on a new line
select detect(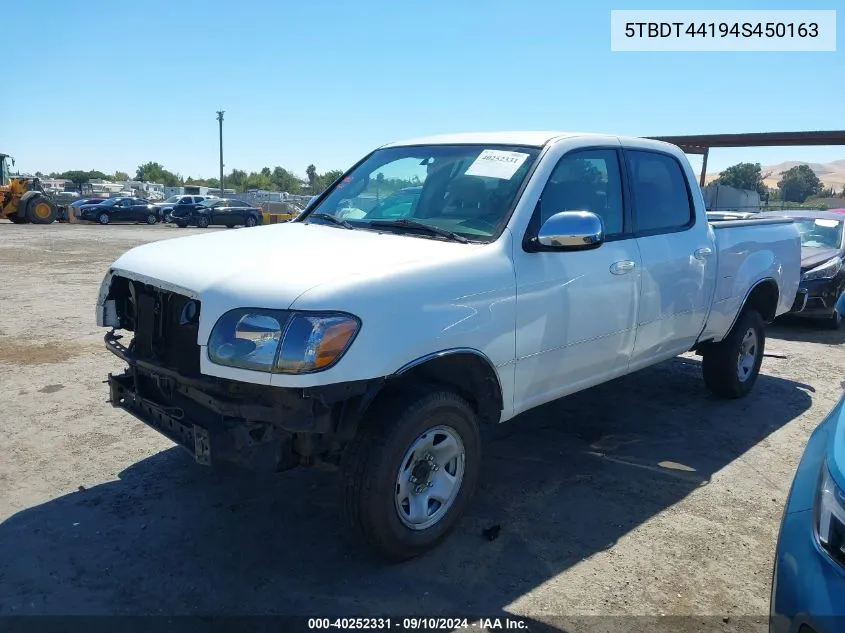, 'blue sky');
4,0,843,180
